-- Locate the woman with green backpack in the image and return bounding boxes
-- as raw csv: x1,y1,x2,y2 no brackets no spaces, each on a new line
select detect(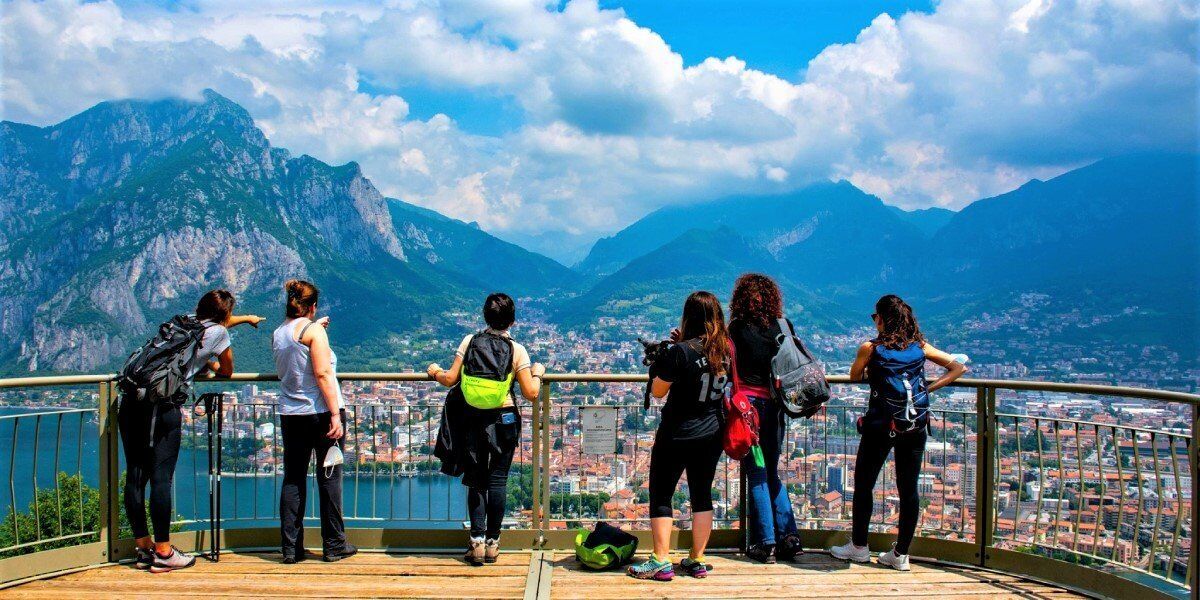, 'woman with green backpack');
428,293,545,566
